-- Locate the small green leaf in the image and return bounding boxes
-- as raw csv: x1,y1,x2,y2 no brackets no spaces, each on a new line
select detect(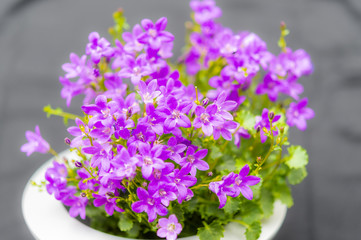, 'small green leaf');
273,145,282,151
285,146,308,169
210,146,222,159
118,214,133,232
235,110,256,131
273,179,293,207
240,201,263,225
171,203,185,223
287,166,307,185
198,221,224,240
260,189,274,218
224,197,240,215
245,221,261,240
126,222,140,238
